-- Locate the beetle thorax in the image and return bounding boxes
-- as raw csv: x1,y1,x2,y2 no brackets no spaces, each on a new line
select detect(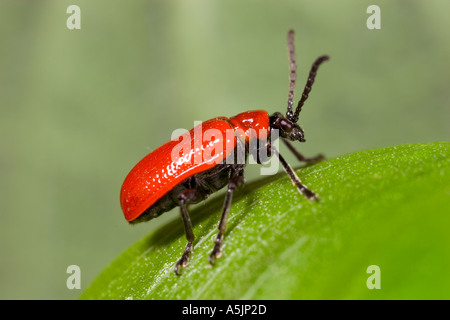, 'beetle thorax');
228,110,270,144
